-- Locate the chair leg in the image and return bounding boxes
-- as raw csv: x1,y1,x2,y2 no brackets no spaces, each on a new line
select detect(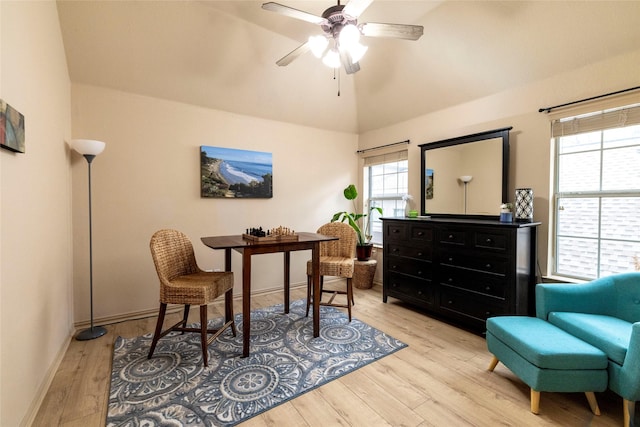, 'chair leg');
623,399,634,427
530,389,540,414
305,274,312,317
584,392,600,415
200,305,209,367
346,278,353,322
225,289,236,337
487,356,499,372
148,303,167,360
180,304,190,333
